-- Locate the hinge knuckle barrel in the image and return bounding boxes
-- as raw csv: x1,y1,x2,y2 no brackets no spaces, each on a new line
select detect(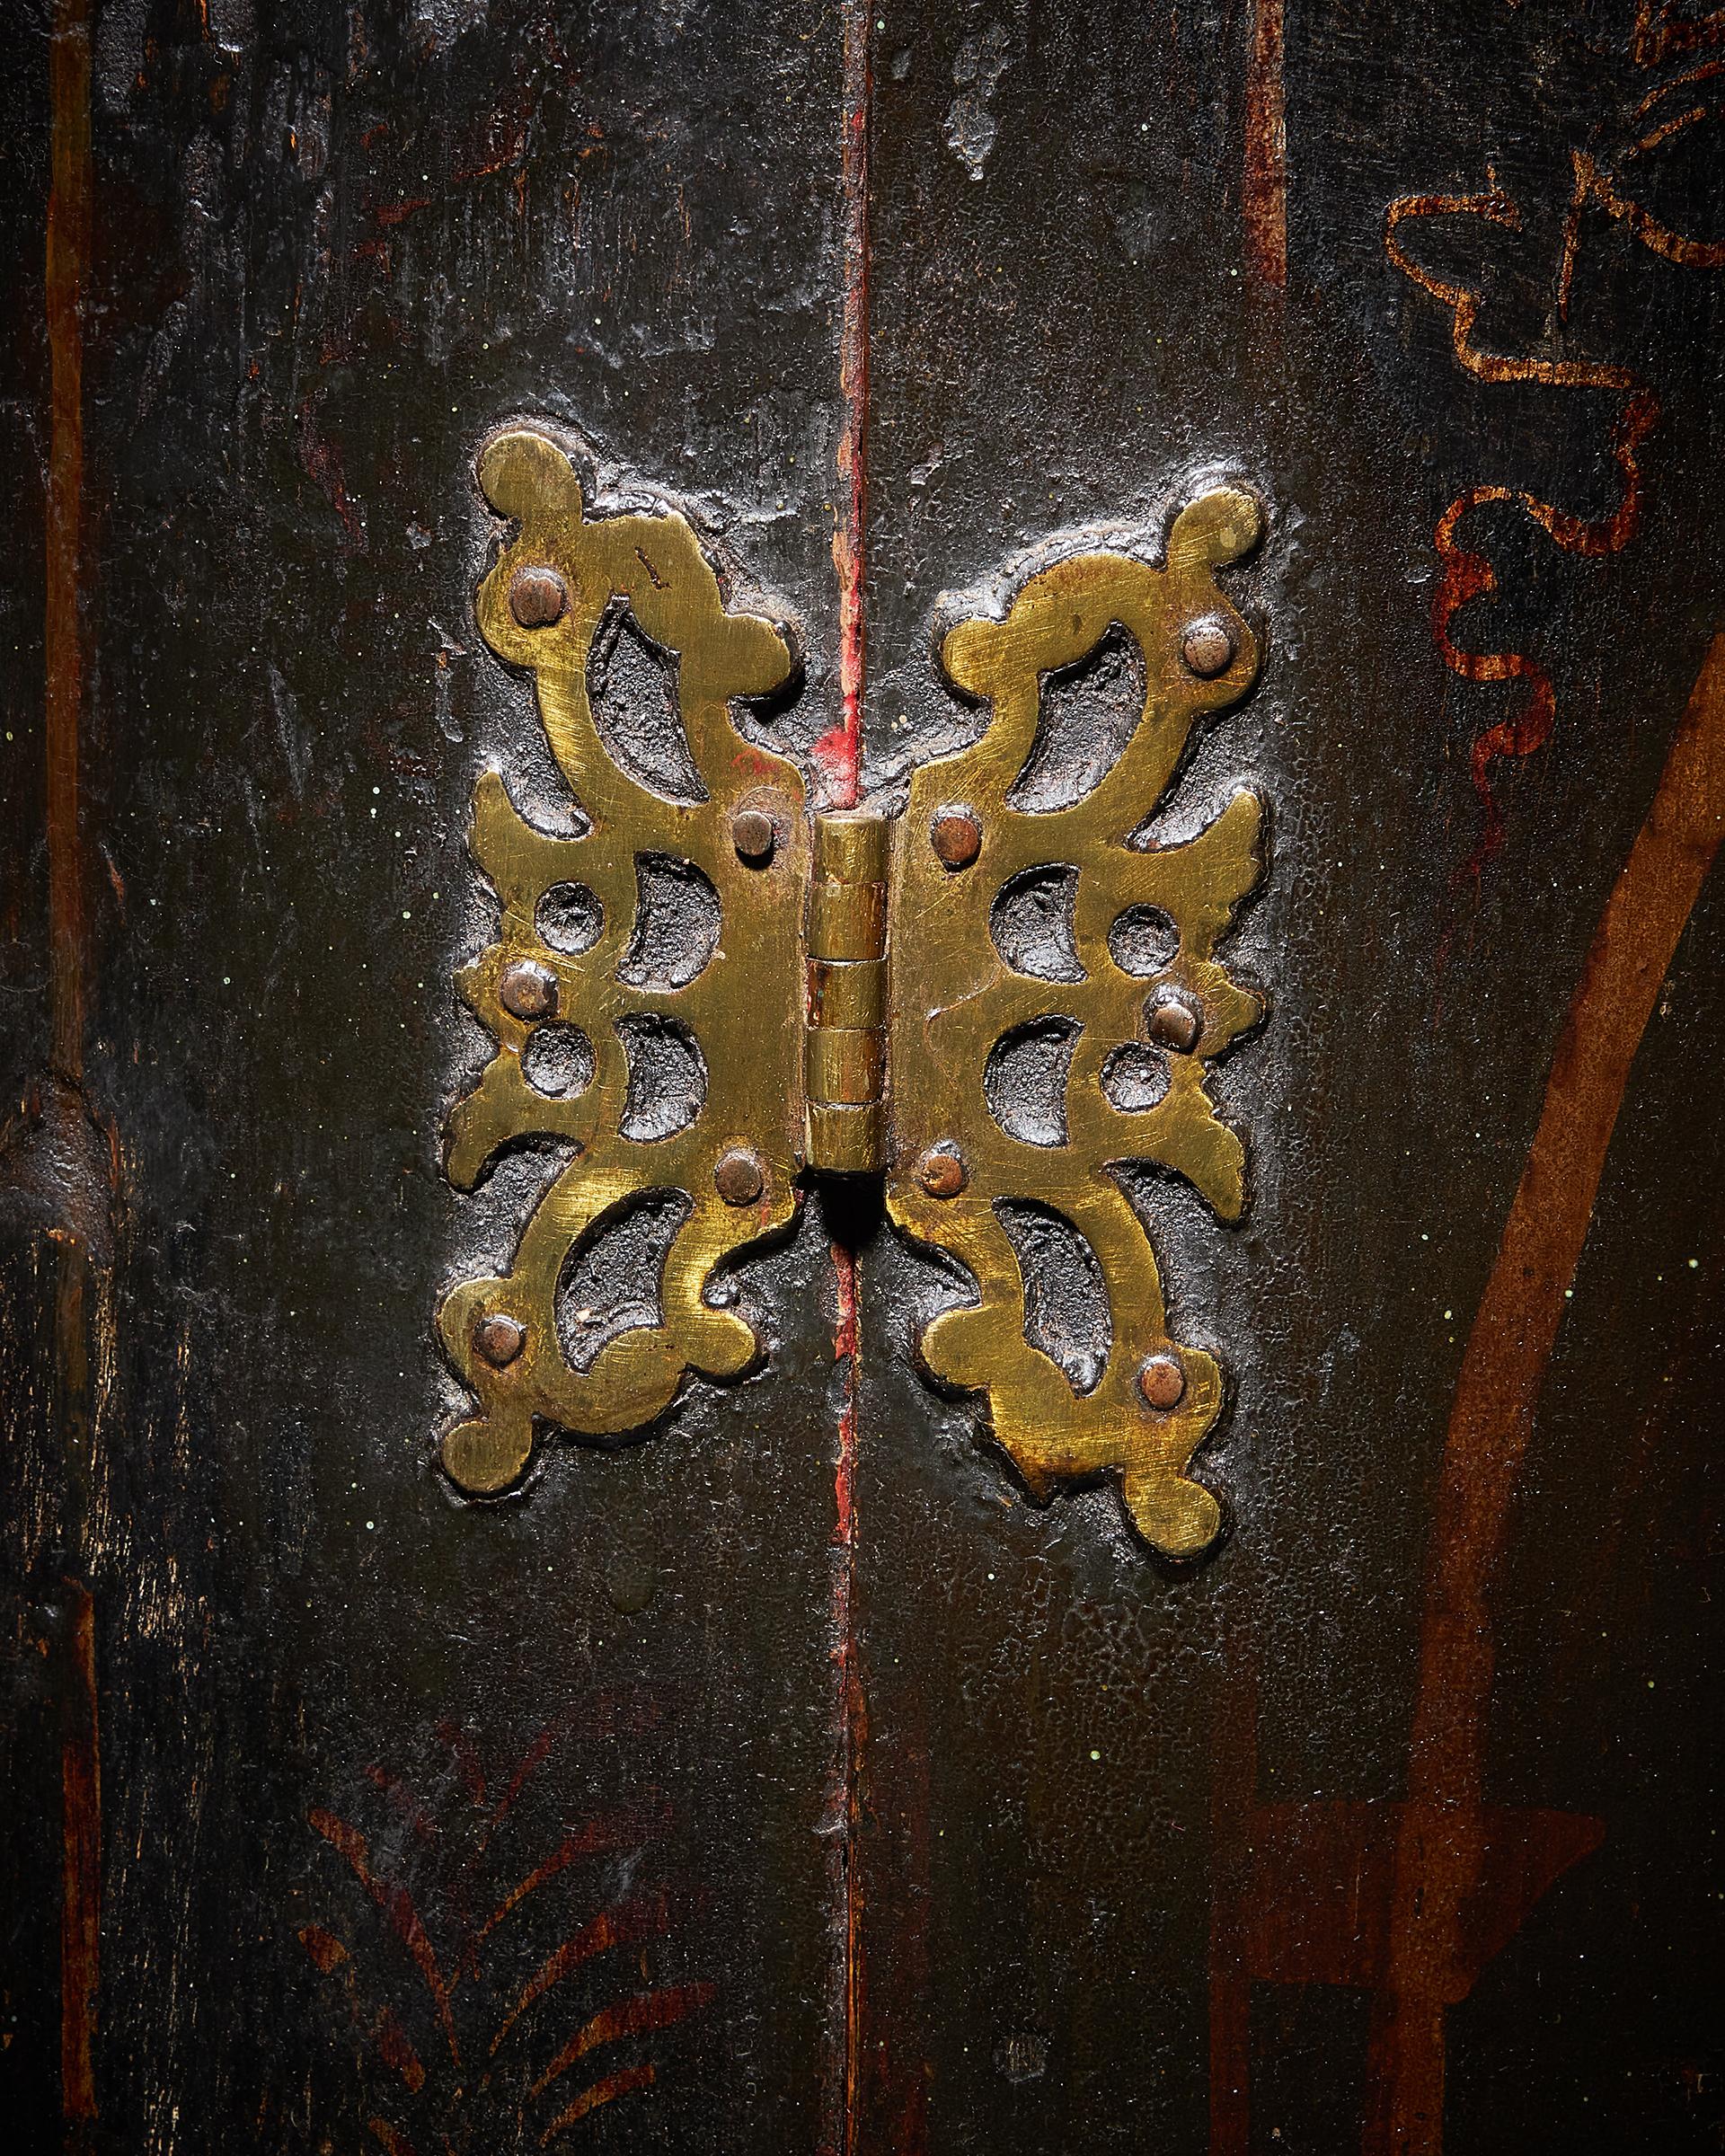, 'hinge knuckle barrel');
804,811,889,1174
